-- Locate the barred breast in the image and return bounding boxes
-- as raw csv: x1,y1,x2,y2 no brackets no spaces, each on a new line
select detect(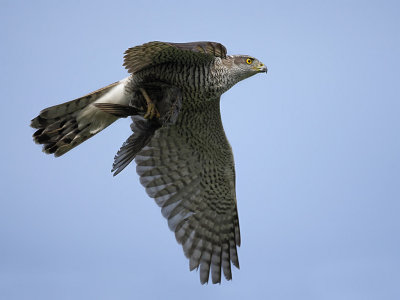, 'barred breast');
126,58,232,103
